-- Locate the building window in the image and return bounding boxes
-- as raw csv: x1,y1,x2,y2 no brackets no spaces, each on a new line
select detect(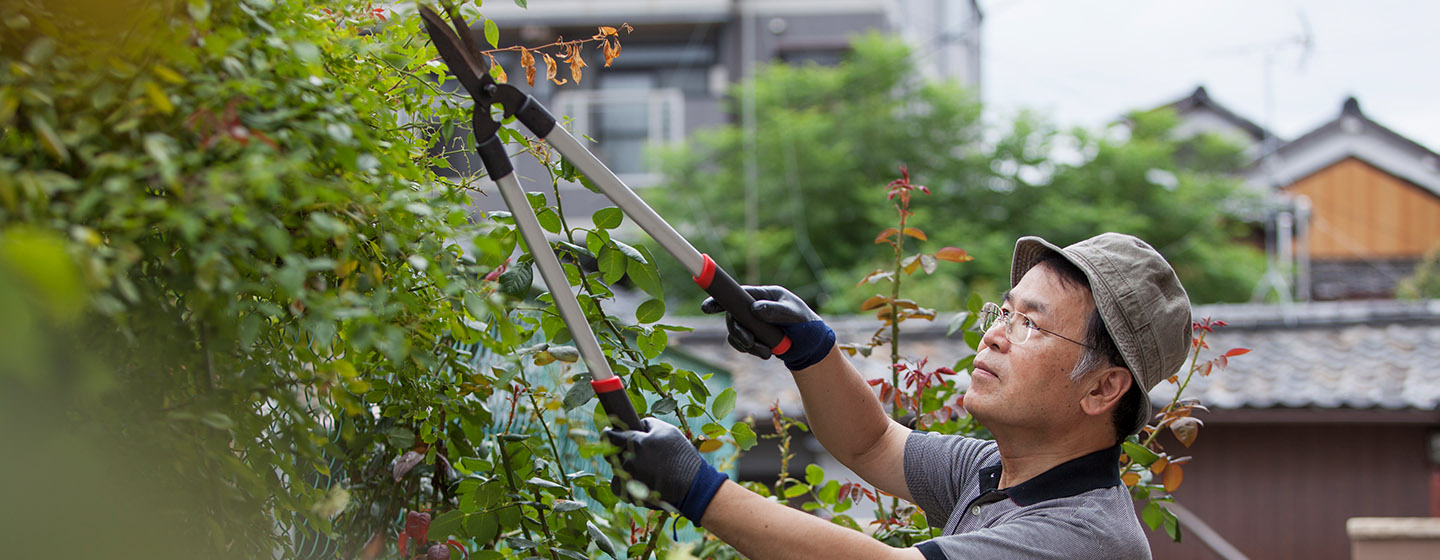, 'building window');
552,75,684,185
